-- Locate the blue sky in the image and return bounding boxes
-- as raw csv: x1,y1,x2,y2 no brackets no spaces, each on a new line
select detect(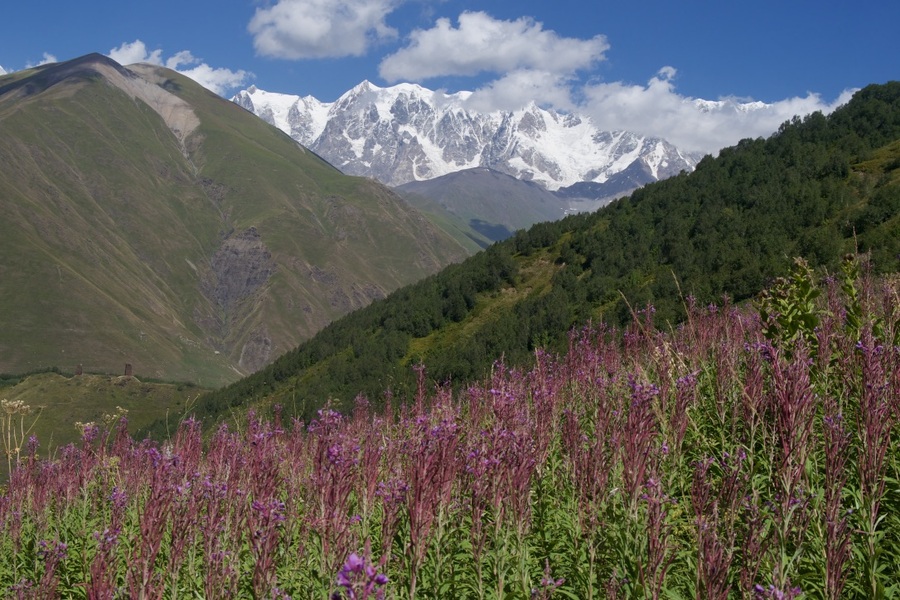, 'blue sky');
2,0,897,153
